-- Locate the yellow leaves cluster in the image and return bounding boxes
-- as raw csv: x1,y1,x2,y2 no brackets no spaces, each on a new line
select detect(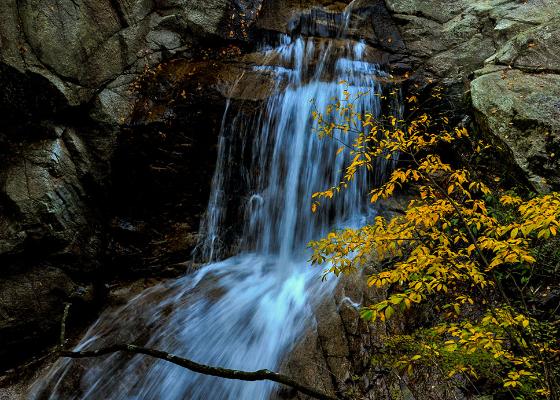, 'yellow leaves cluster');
310,88,560,398
504,369,536,387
